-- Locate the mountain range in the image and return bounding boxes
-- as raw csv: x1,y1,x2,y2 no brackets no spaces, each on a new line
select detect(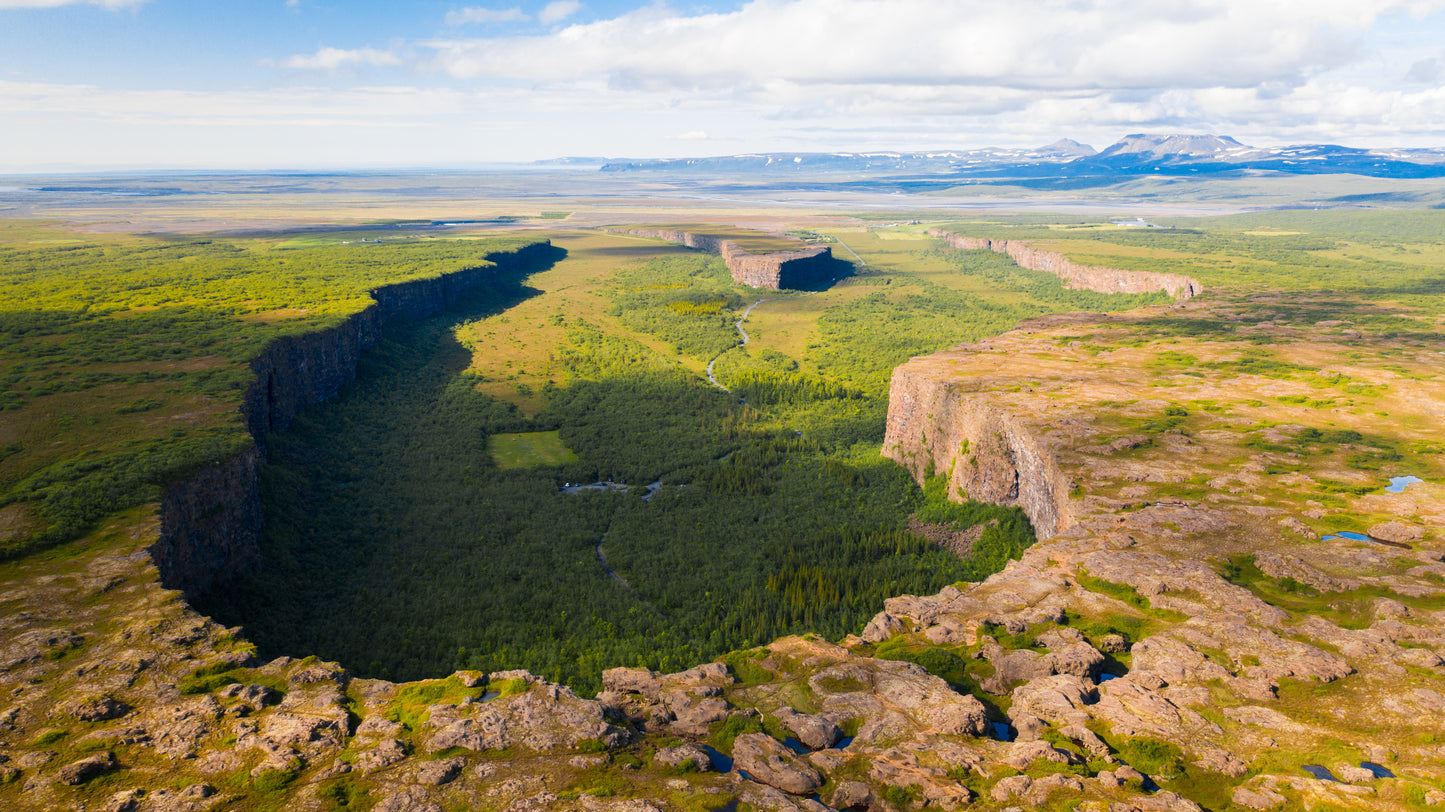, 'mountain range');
593,134,1445,181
